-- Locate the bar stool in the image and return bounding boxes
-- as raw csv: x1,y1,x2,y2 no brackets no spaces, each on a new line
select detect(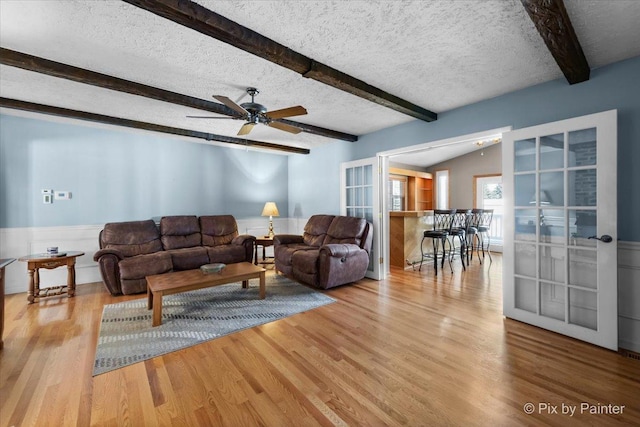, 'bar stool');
447,209,472,270
465,209,483,264
476,209,494,263
419,209,456,275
